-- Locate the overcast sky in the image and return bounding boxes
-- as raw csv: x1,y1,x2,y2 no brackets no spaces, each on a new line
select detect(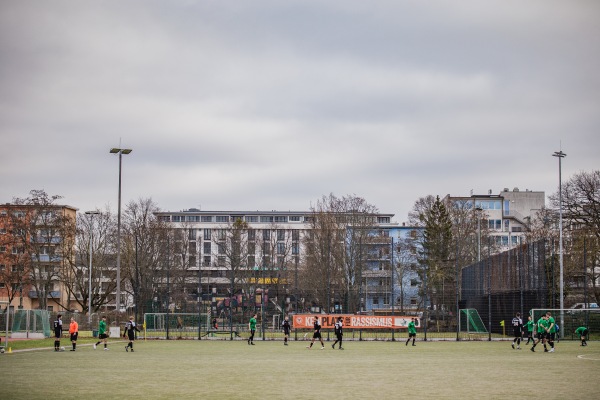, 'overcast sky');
1,0,598,222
